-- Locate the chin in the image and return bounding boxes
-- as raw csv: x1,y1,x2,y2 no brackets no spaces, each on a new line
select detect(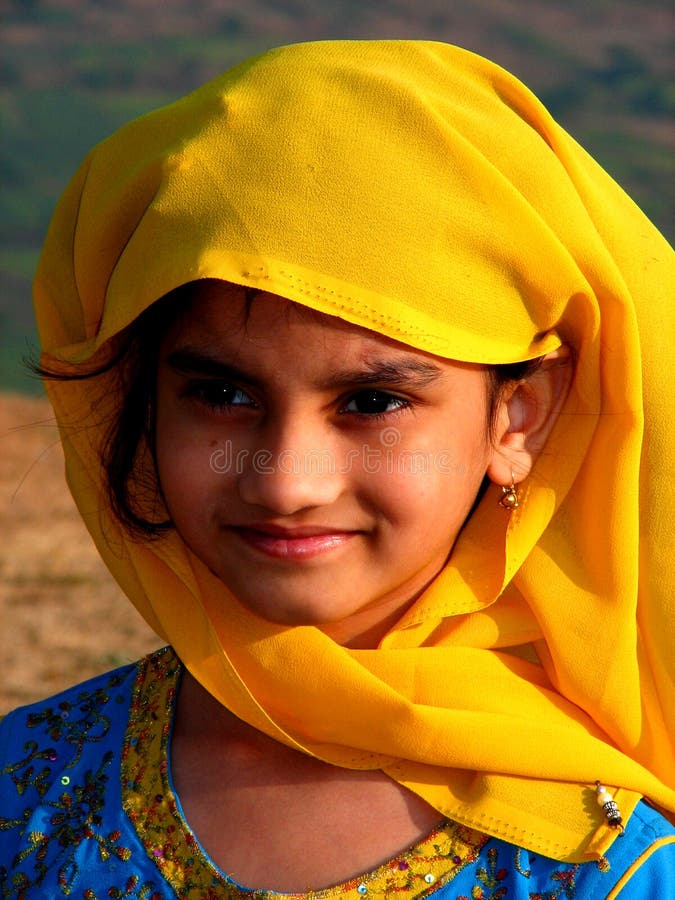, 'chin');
215,567,360,628
246,596,349,629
